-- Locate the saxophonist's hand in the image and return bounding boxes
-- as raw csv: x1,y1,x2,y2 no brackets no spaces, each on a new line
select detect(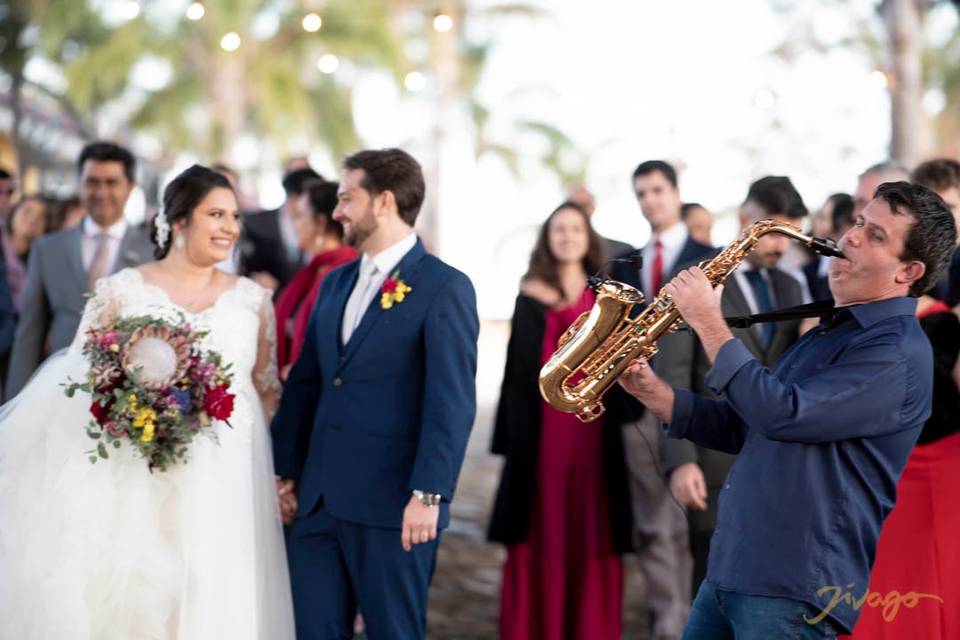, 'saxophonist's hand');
619,357,675,423
663,267,723,329
664,267,733,363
